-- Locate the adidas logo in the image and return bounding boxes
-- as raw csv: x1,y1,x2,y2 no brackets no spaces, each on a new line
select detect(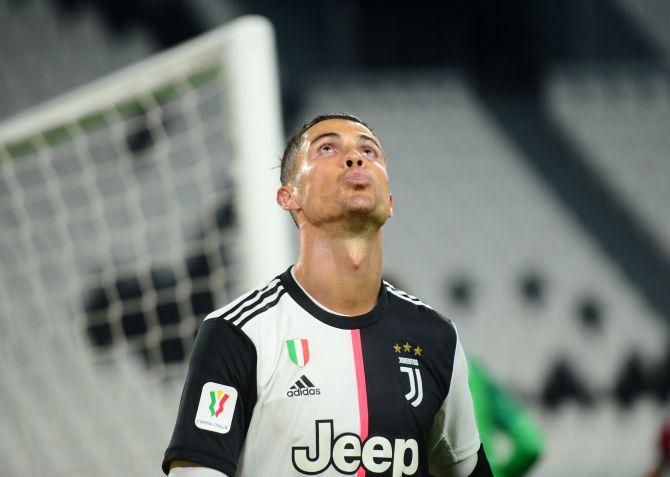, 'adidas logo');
287,375,321,397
